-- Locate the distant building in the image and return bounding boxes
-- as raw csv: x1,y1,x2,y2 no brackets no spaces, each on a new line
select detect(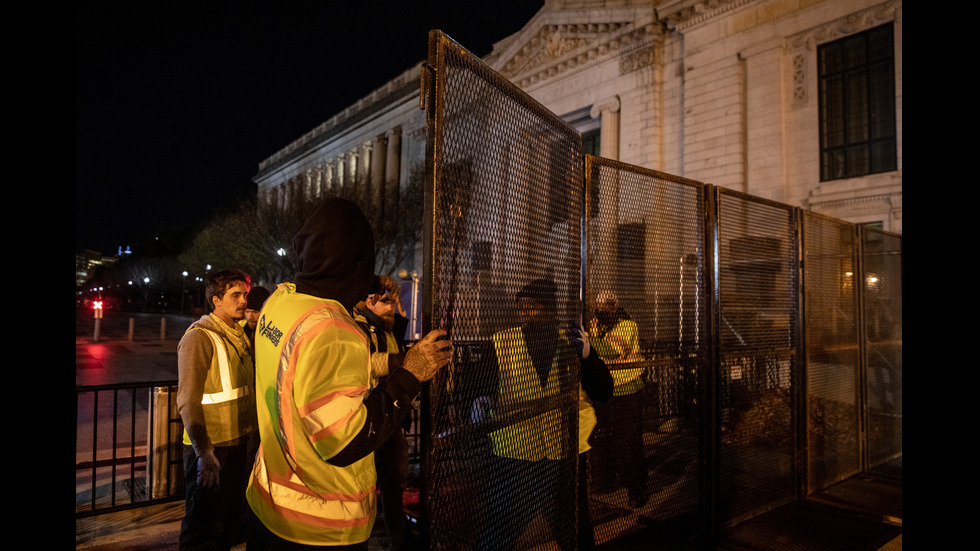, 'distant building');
76,249,119,289
253,0,902,275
